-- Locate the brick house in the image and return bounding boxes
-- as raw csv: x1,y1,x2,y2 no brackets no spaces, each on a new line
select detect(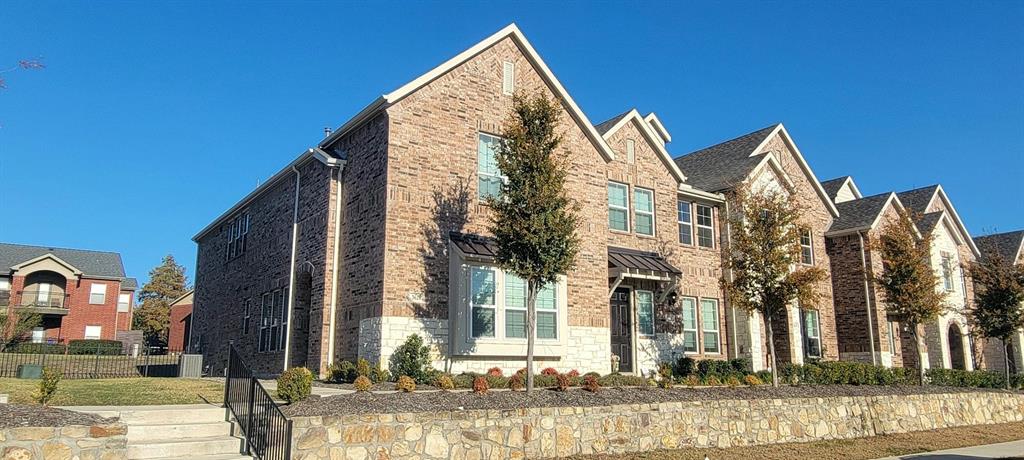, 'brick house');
168,290,193,352
192,24,734,377
672,125,841,371
0,243,137,344
973,230,1024,373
